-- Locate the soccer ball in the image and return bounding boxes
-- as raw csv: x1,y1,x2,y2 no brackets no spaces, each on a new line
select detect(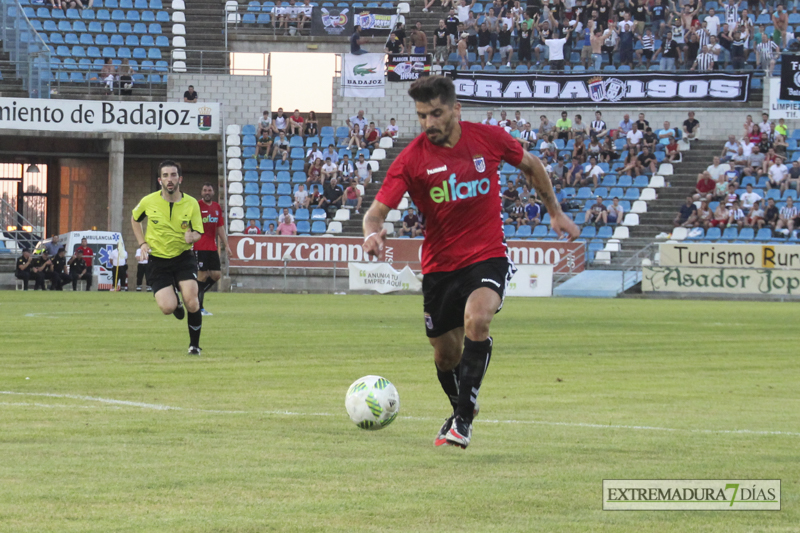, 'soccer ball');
345,375,400,430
